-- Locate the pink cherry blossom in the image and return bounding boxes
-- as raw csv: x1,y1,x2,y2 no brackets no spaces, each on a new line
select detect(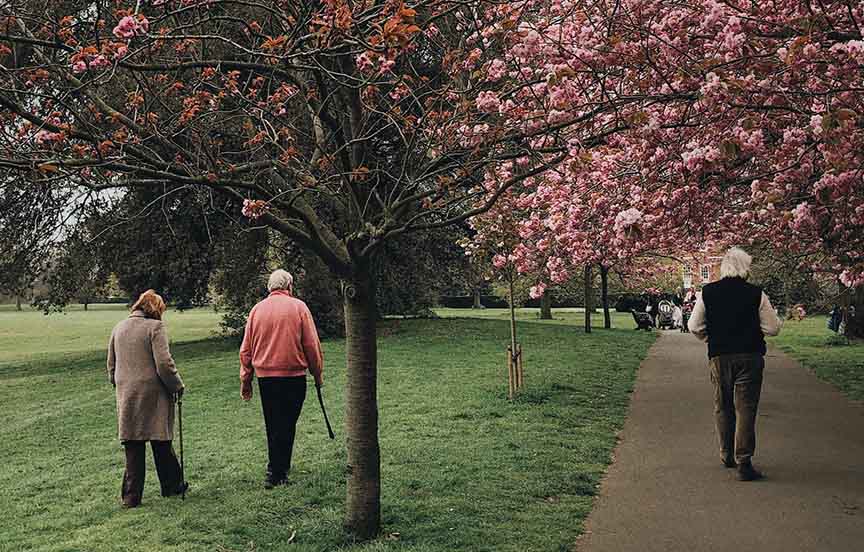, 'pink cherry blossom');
113,15,149,40
34,129,64,144
476,91,500,113
614,208,643,231
241,199,268,219
528,283,547,299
